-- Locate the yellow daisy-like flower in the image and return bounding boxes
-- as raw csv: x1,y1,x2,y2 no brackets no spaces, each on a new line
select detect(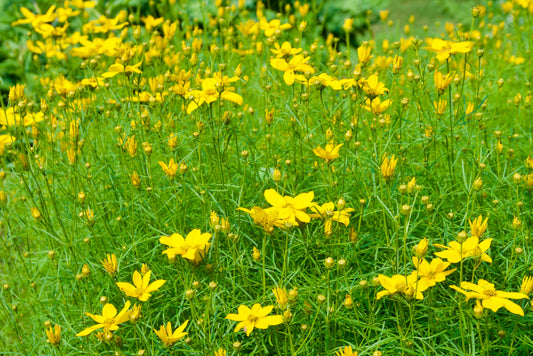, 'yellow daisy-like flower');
312,143,343,164
160,229,212,263
116,270,166,302
263,189,315,226
376,271,430,300
433,236,492,264
76,301,131,337
154,320,189,347
336,345,358,356
450,279,529,316
308,202,354,227
225,303,283,336
412,257,456,287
